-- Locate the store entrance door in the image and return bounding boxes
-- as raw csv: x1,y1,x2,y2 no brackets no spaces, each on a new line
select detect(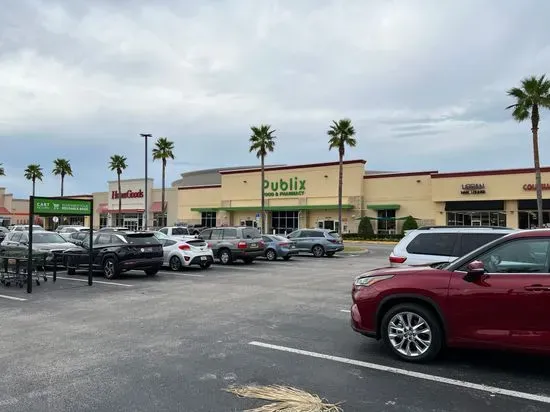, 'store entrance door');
124,217,139,231
317,220,340,232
